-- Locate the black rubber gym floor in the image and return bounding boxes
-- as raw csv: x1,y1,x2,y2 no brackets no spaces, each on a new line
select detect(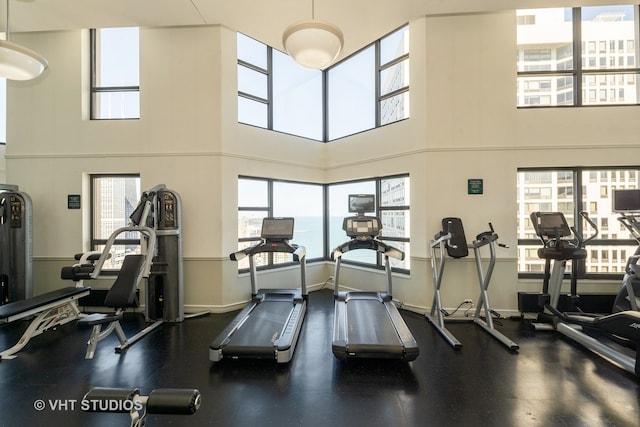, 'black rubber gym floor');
1,288,638,426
